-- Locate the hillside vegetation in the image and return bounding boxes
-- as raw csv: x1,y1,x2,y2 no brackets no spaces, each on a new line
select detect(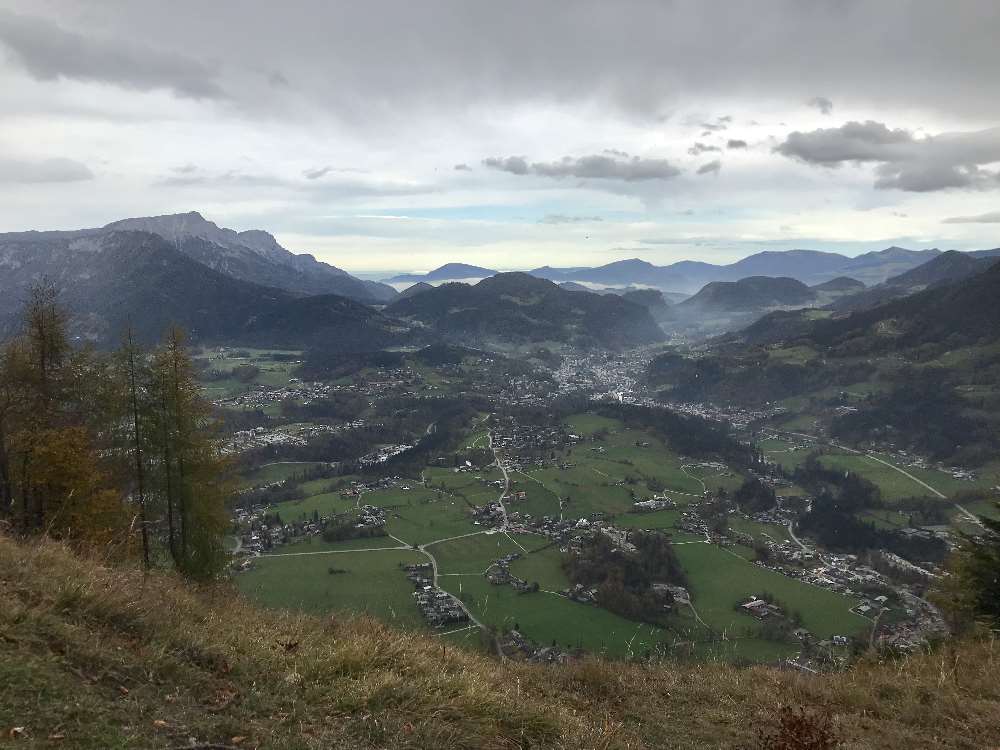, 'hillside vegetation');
2,533,999,749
